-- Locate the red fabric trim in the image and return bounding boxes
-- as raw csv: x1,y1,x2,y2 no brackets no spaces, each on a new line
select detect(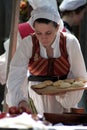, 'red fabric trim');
18,22,34,39
62,28,66,32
